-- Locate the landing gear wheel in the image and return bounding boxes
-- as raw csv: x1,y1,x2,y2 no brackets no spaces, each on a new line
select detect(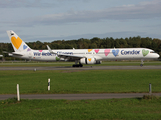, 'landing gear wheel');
72,64,83,67
72,65,76,67
72,64,78,67
140,59,144,67
79,64,83,67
